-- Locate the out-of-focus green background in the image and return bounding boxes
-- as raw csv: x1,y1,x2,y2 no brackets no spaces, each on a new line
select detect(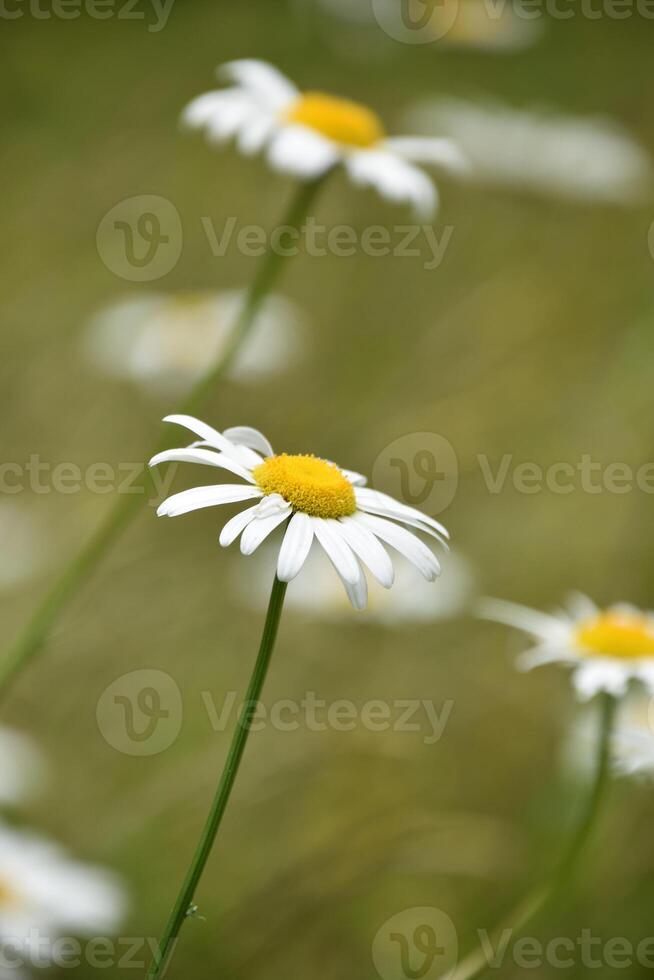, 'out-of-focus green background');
3,2,654,977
